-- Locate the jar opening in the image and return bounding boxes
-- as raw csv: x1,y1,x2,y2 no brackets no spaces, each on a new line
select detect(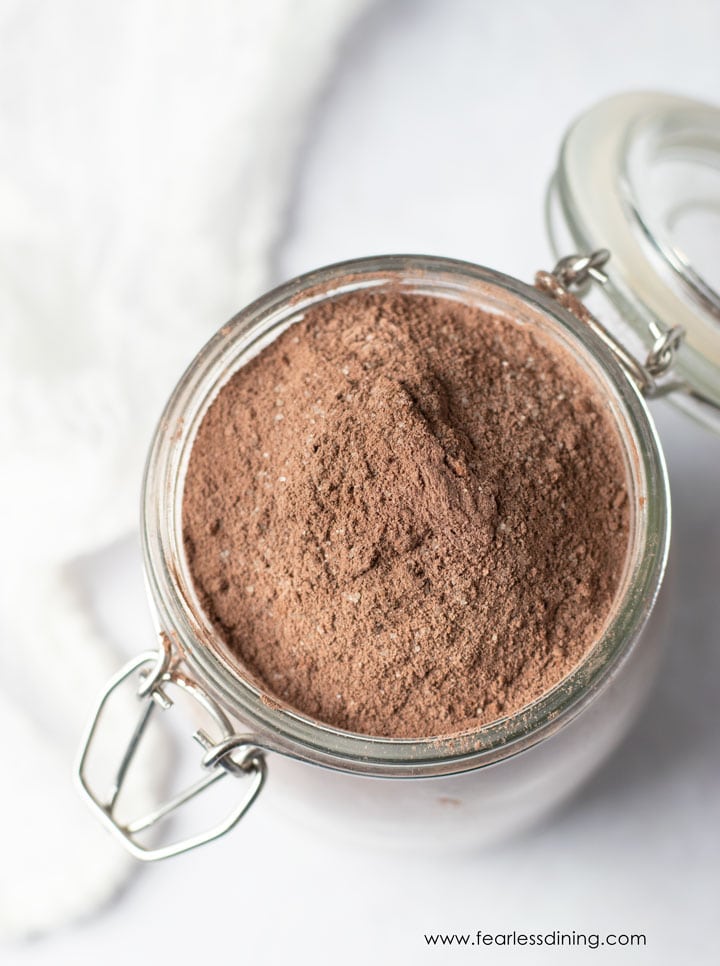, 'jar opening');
142,256,669,777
